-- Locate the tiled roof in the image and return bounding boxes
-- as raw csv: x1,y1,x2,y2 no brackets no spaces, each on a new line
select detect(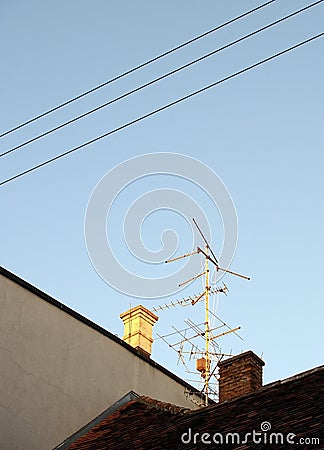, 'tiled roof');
61,365,324,449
